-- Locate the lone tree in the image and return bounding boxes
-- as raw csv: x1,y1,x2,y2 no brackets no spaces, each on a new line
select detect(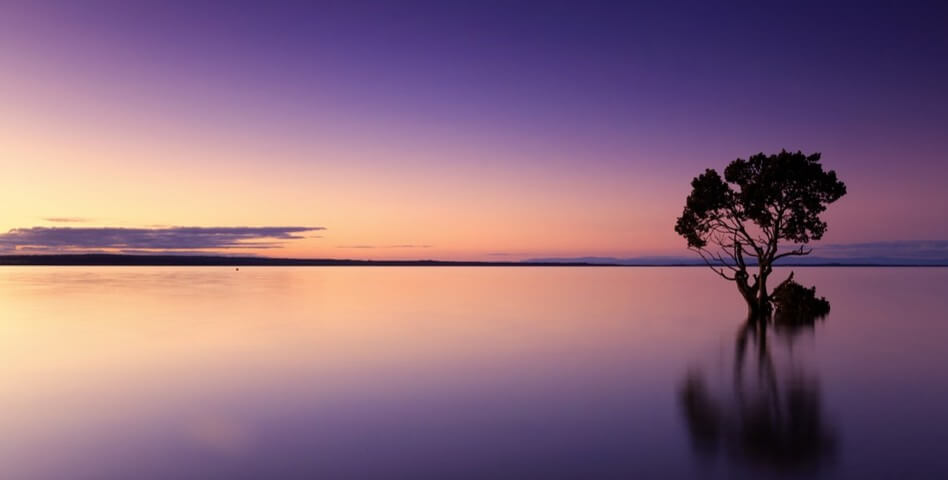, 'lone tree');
675,150,846,319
